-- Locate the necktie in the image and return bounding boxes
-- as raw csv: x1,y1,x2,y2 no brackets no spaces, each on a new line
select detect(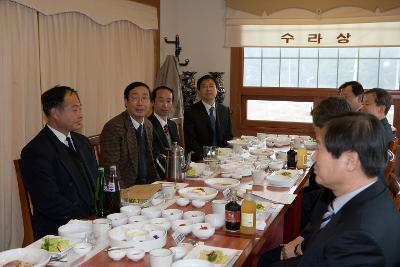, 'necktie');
163,124,169,137
66,137,76,153
138,124,143,137
209,107,217,146
320,202,335,229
